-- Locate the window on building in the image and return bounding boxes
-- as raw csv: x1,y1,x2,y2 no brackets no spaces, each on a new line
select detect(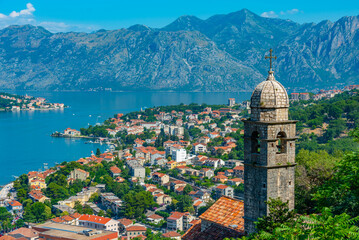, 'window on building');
251,131,260,153
276,132,287,154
